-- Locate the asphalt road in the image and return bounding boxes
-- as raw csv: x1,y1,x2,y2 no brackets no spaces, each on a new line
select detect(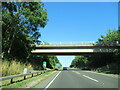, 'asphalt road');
33,69,119,89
